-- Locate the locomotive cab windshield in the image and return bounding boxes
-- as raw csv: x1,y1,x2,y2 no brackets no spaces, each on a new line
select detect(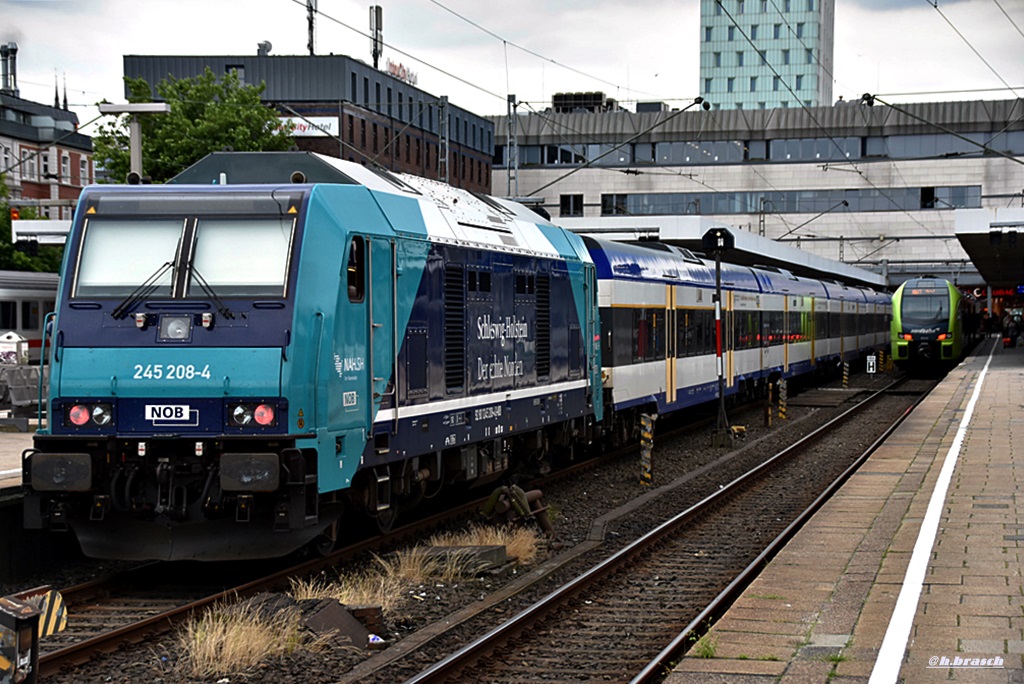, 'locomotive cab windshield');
73,190,300,302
